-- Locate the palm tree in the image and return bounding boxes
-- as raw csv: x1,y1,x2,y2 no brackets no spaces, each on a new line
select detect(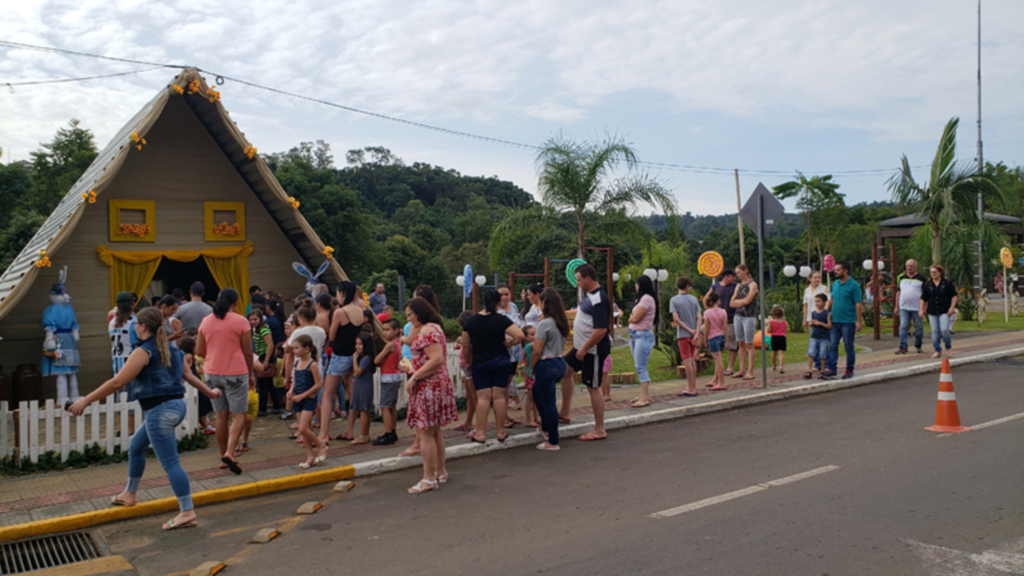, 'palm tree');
524,134,677,259
773,172,844,268
887,117,1003,265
